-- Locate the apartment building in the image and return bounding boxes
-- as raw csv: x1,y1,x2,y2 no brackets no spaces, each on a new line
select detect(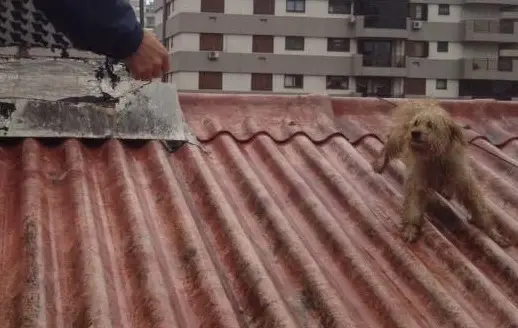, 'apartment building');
130,0,157,31
154,0,518,99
